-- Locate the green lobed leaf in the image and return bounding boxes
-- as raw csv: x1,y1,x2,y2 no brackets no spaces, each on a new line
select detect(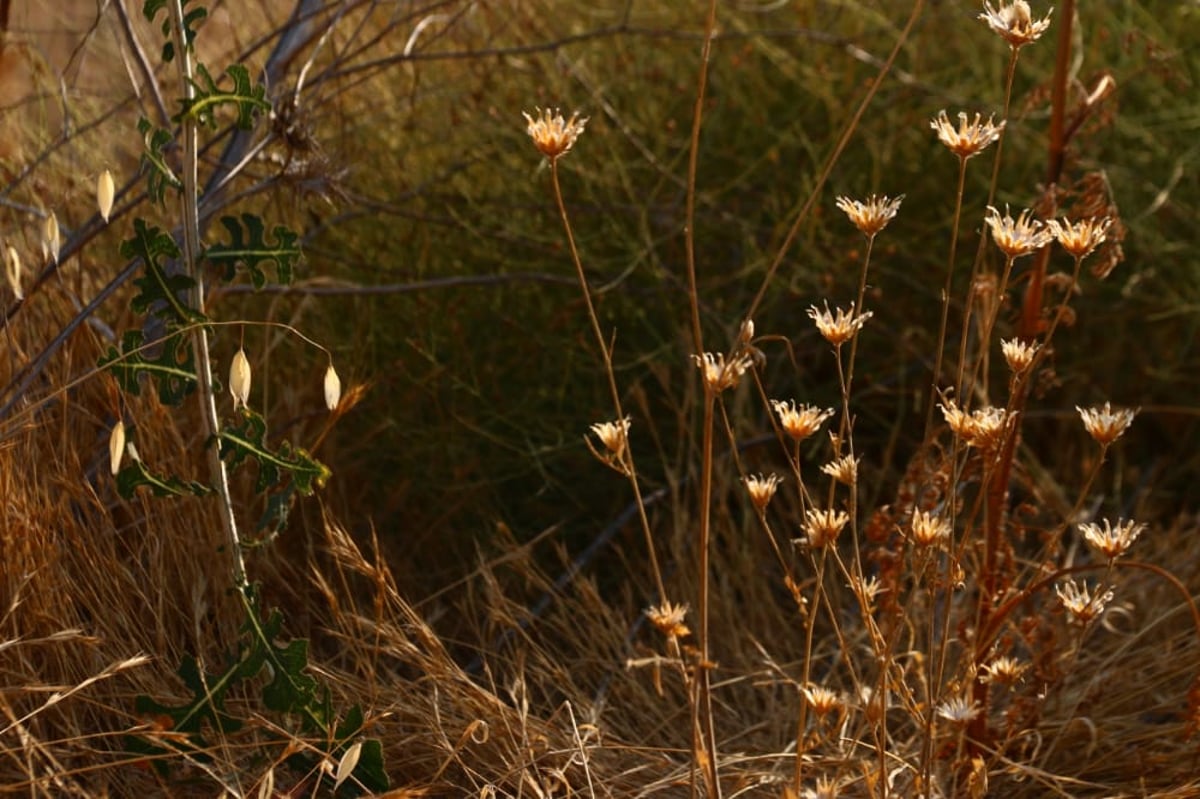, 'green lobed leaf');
176,62,269,130
137,117,182,203
99,329,198,406
204,213,302,289
116,458,212,499
121,218,204,327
